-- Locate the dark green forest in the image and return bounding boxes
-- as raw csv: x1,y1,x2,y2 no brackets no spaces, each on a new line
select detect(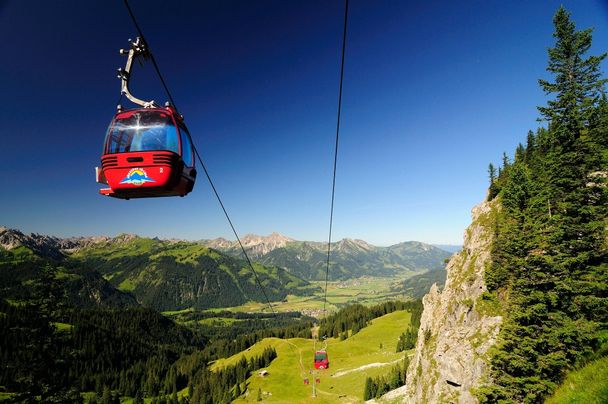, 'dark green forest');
0,263,291,403
479,7,607,403
0,255,418,402
0,263,205,402
395,269,447,299
396,300,423,352
363,357,409,400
